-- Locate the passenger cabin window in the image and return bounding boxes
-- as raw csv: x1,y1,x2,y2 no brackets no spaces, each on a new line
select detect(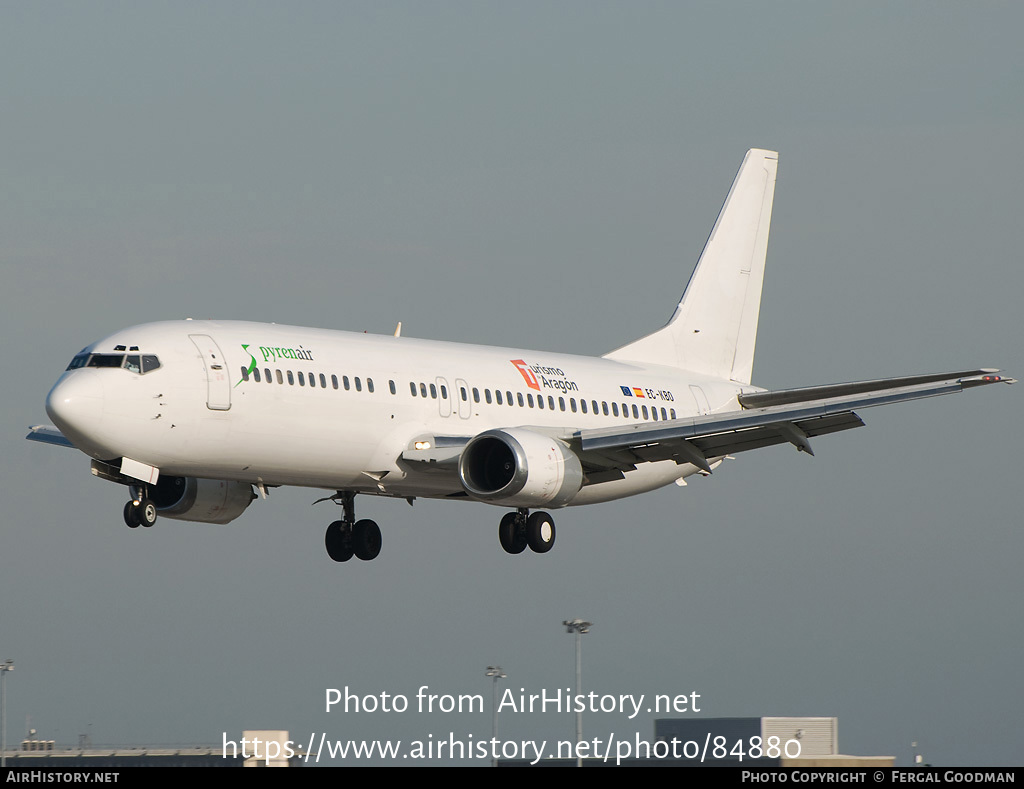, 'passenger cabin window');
389,380,396,395
410,382,417,396
287,371,295,385
332,375,339,390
